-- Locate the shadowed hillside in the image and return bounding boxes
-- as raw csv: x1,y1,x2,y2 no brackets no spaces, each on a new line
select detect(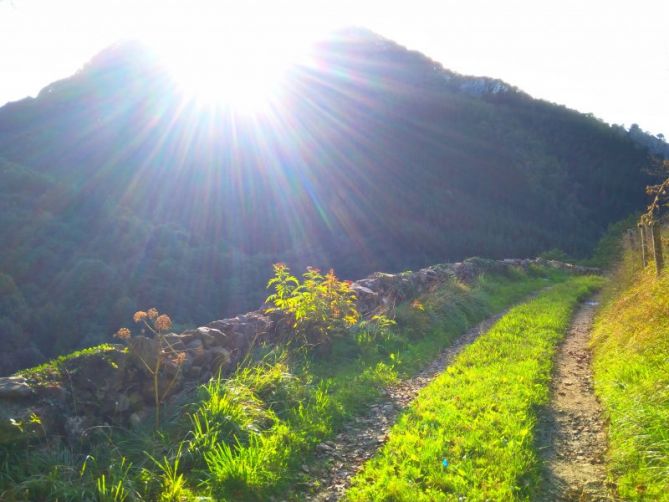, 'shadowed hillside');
0,29,658,372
